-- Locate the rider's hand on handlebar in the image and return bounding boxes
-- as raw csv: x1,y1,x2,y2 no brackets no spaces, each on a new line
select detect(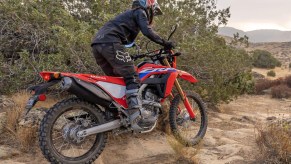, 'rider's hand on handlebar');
163,41,175,50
